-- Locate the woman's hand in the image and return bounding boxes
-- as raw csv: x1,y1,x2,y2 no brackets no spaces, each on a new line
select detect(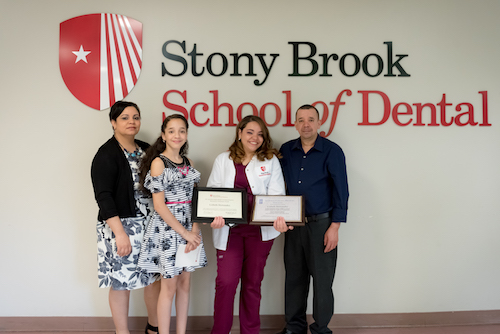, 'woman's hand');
273,216,293,232
210,216,225,229
105,216,132,257
115,232,132,257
